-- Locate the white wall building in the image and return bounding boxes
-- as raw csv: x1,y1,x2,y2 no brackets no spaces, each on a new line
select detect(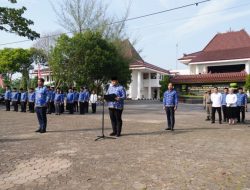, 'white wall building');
128,60,169,100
